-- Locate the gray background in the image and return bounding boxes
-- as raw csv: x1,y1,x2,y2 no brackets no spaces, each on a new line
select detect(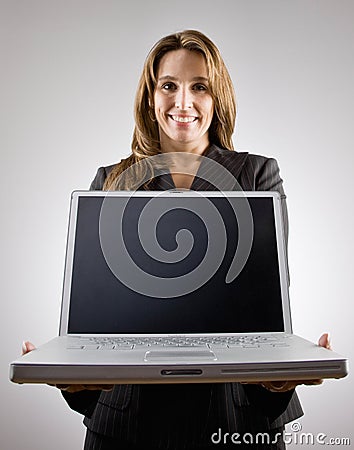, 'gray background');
1,0,353,448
